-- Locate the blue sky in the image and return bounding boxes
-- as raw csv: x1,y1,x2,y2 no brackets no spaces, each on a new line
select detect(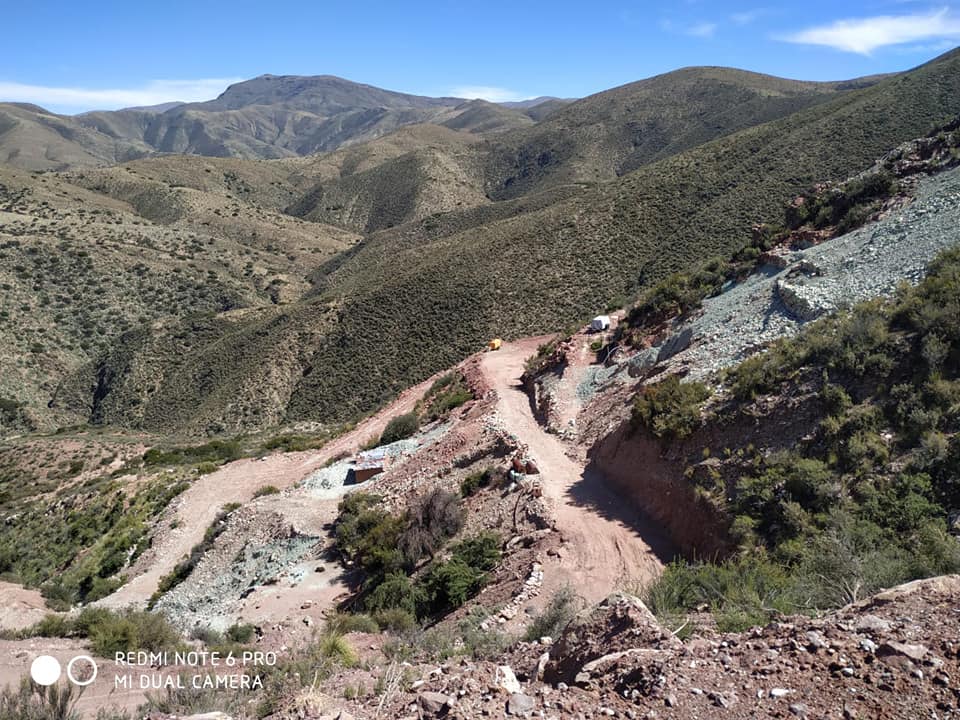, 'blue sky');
2,1,960,113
